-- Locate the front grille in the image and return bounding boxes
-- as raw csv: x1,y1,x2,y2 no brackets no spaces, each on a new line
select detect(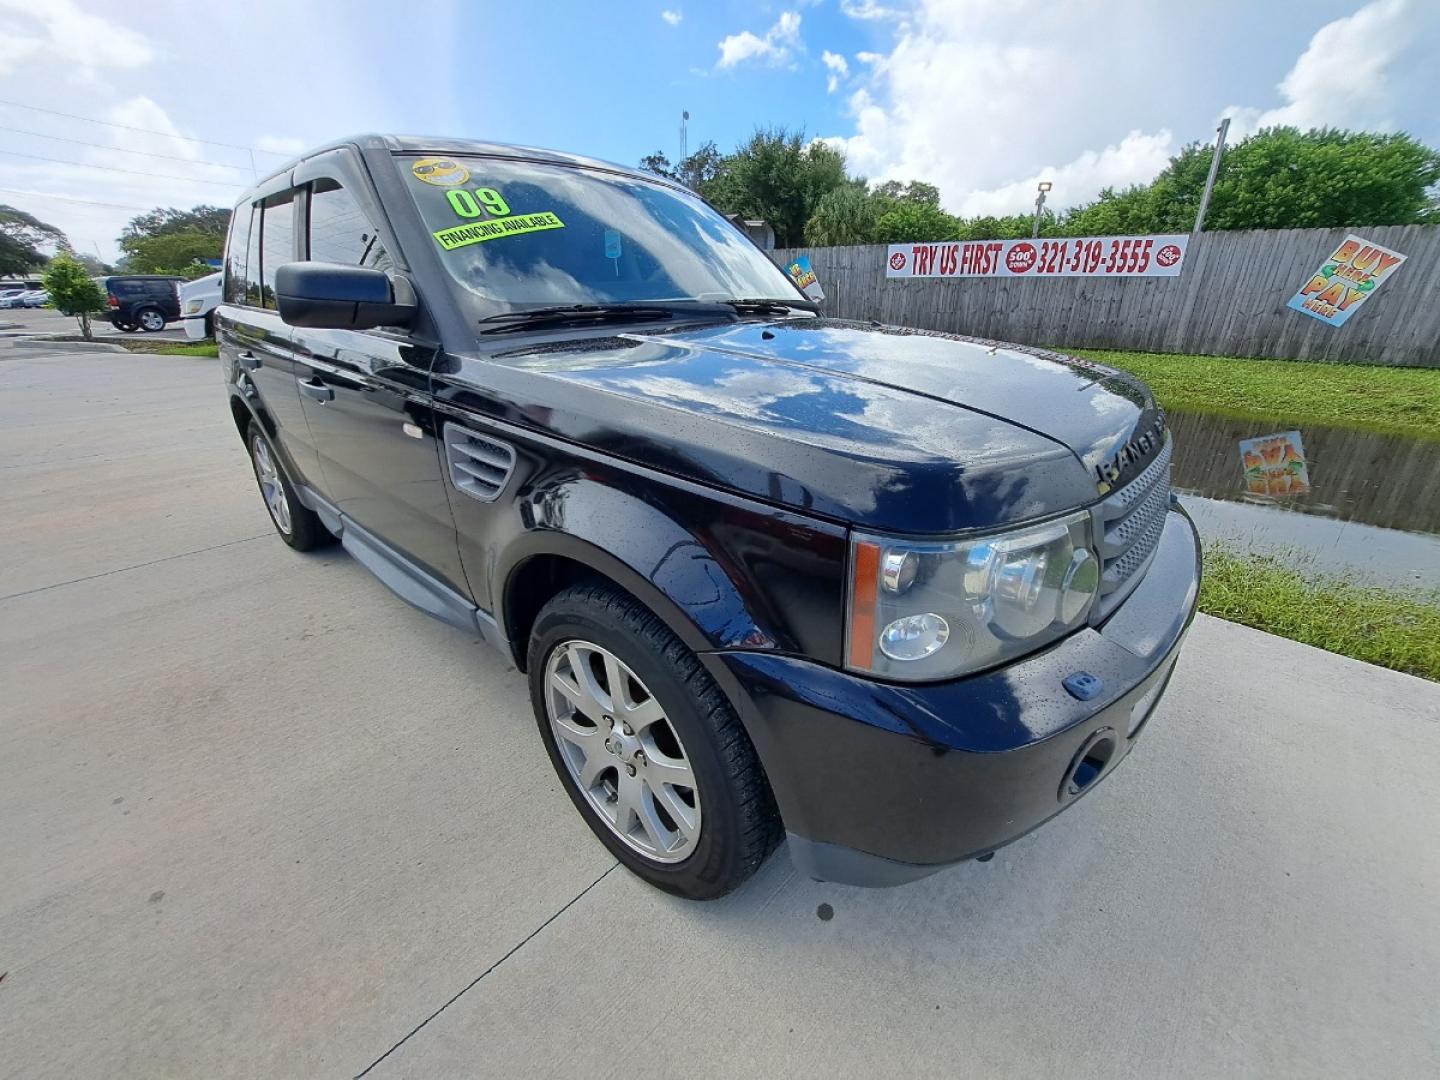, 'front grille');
1094,435,1172,616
